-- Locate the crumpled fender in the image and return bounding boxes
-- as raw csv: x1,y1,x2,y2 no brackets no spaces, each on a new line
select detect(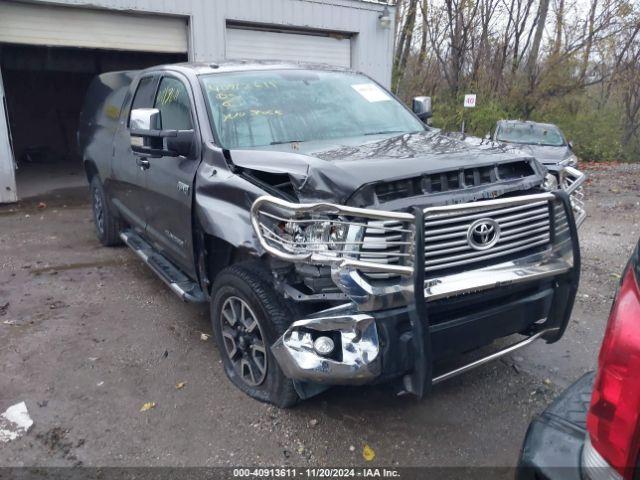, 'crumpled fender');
194,159,267,256
194,147,364,254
